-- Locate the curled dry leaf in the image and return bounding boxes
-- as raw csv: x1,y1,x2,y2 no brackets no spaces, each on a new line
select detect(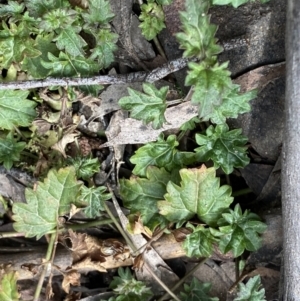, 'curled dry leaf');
68,230,130,272
62,269,81,294
52,132,80,158
72,257,107,273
